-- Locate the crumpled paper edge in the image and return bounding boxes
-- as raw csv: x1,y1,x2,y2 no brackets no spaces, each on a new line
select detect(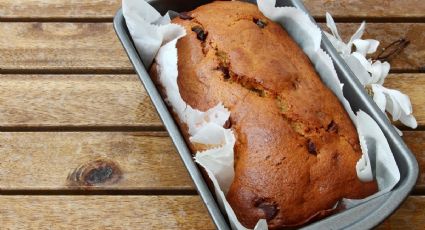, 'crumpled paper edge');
123,0,400,229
